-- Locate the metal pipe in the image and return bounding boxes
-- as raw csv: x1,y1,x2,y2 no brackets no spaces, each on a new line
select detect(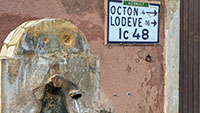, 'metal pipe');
49,74,82,99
